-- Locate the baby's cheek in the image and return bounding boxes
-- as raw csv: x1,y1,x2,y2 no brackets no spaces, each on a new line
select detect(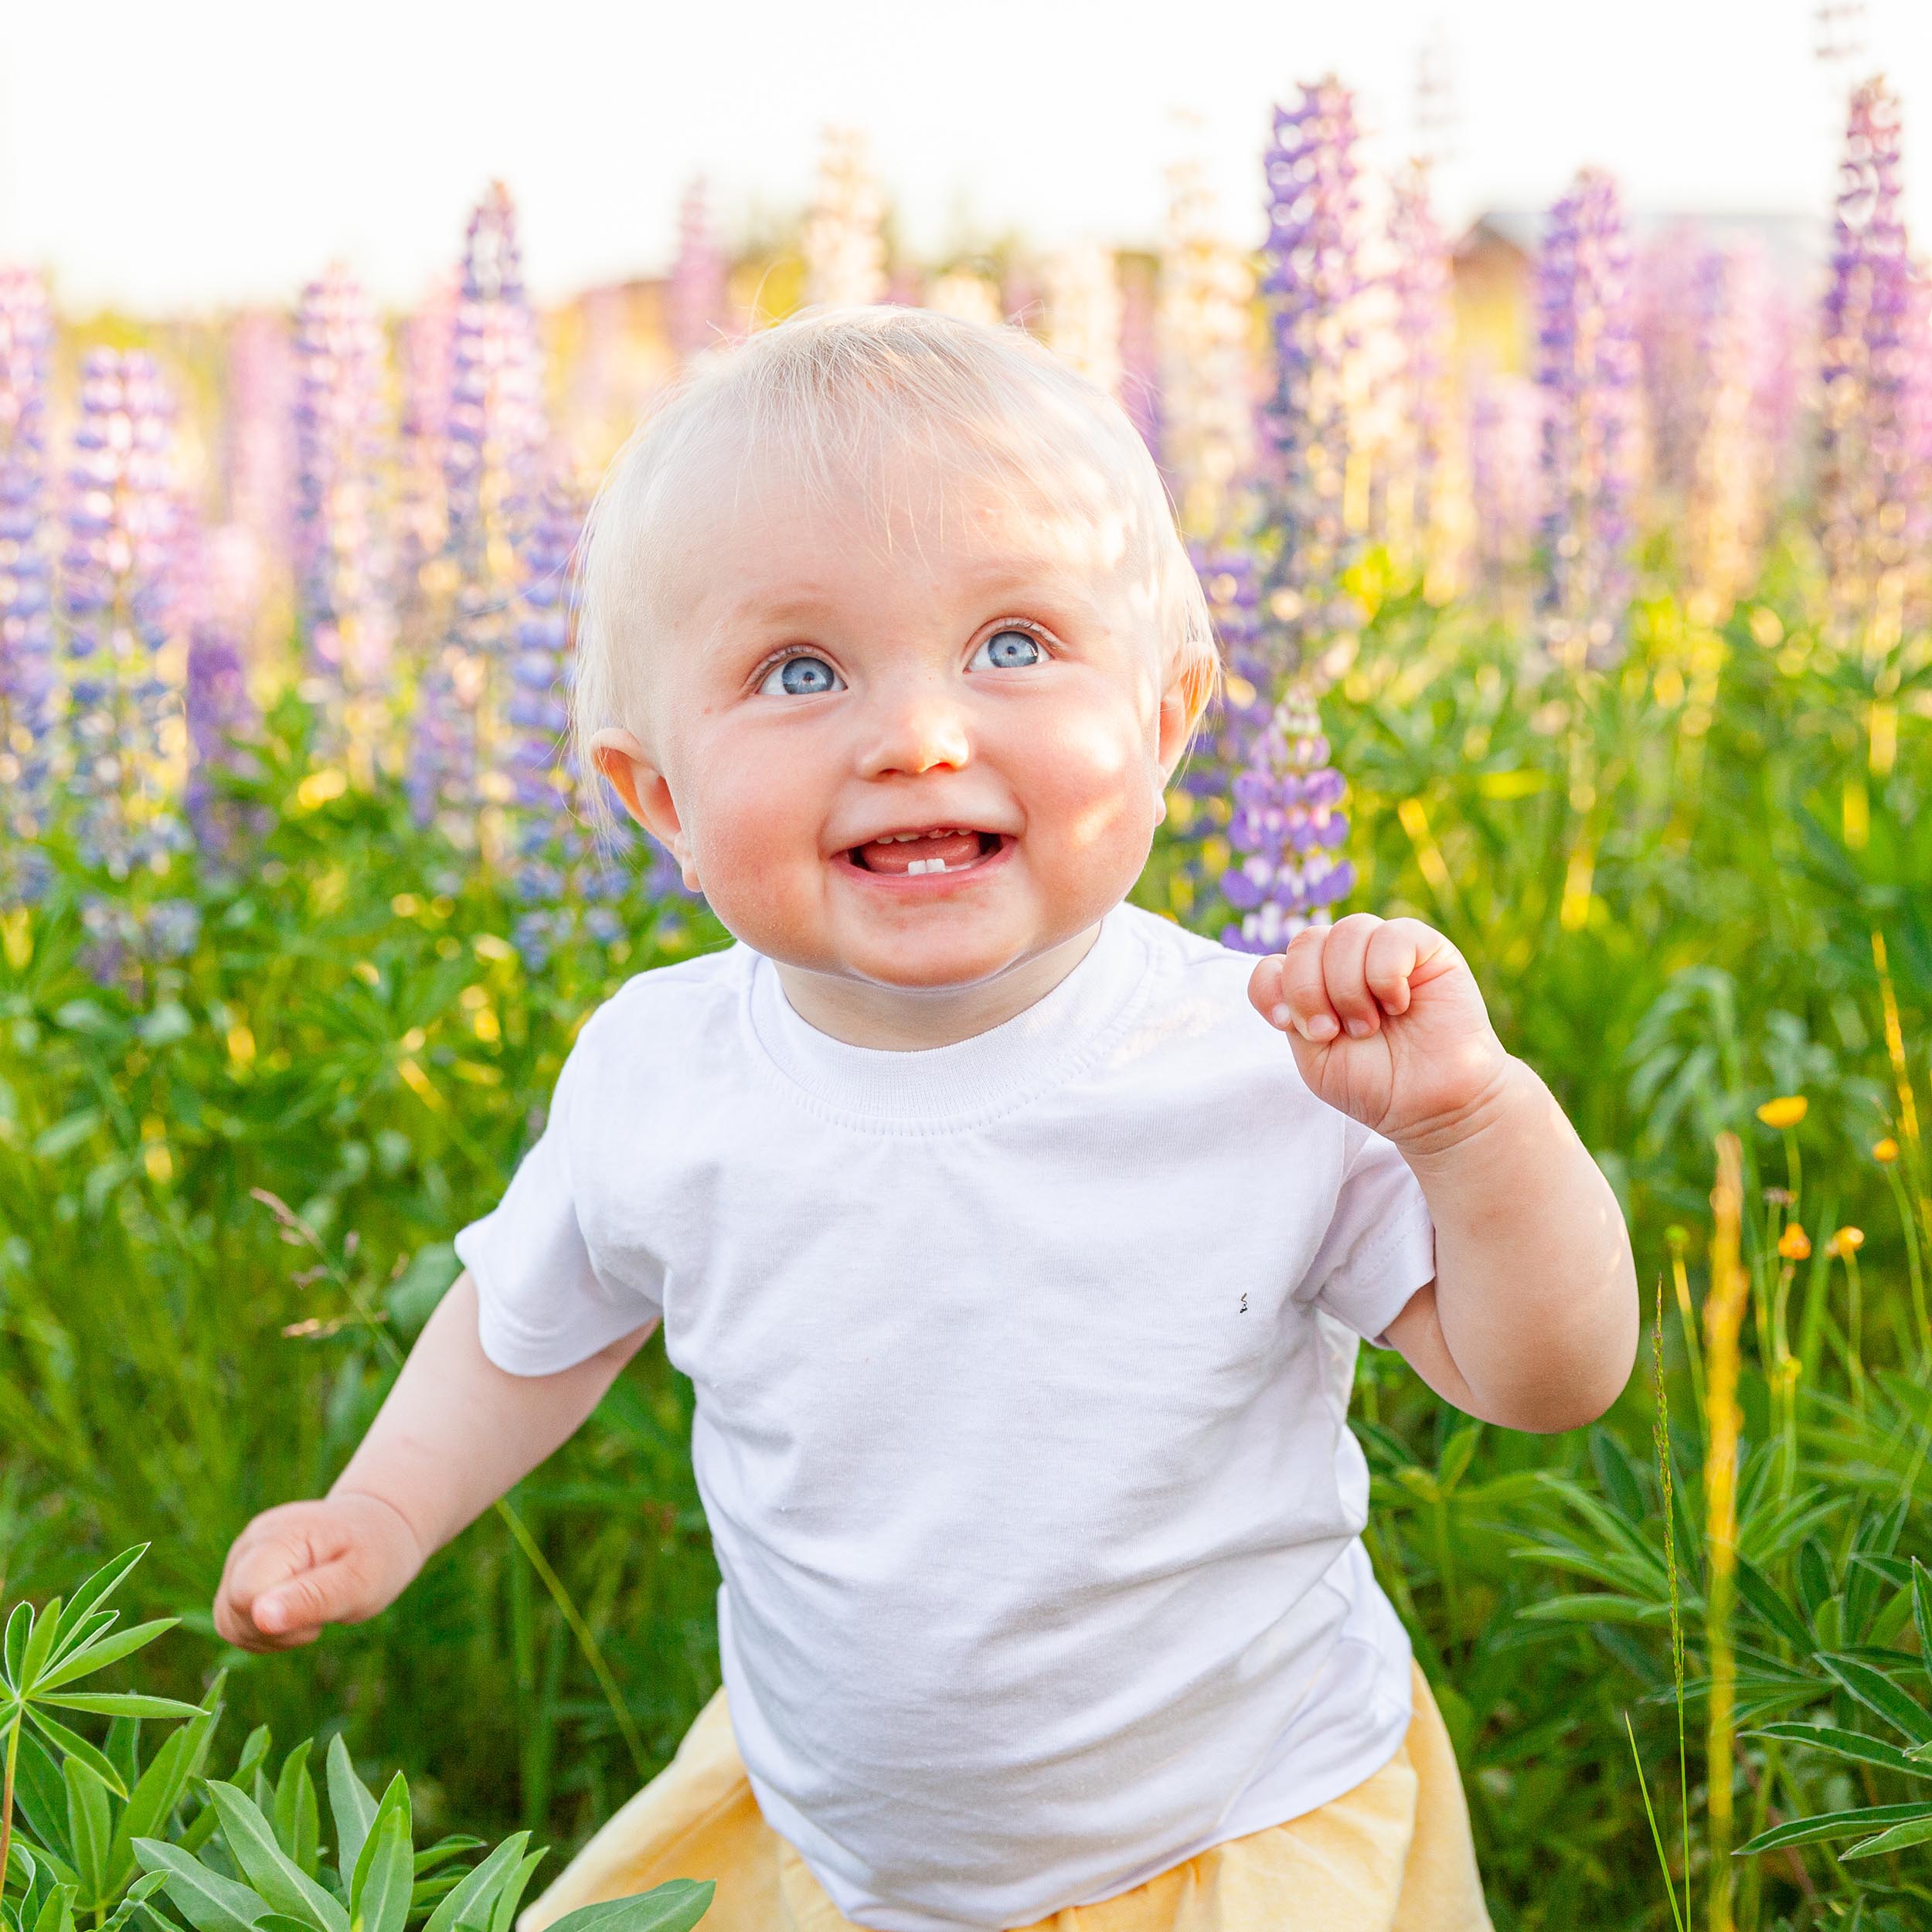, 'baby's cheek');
685,781,820,944
1024,702,1157,863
